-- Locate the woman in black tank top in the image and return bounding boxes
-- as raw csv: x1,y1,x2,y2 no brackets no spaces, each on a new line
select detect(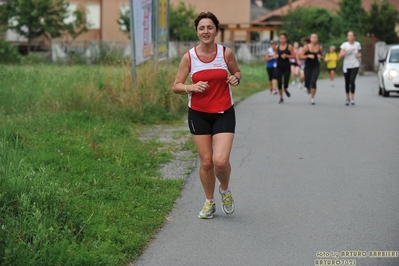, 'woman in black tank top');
274,32,295,104
299,33,323,105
